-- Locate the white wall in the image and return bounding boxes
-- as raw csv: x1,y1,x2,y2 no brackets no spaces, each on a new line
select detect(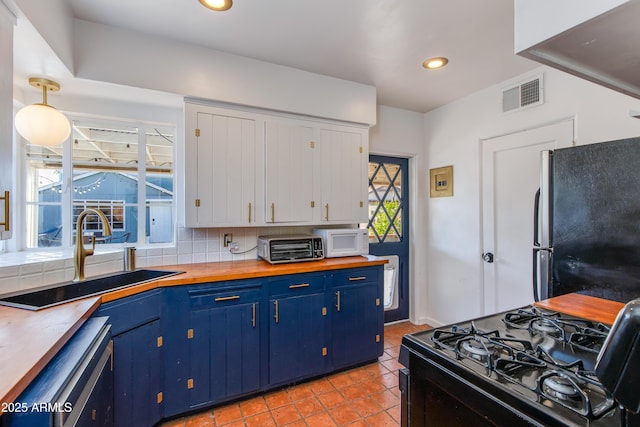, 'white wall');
70,19,376,126
369,105,427,323
422,66,640,326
